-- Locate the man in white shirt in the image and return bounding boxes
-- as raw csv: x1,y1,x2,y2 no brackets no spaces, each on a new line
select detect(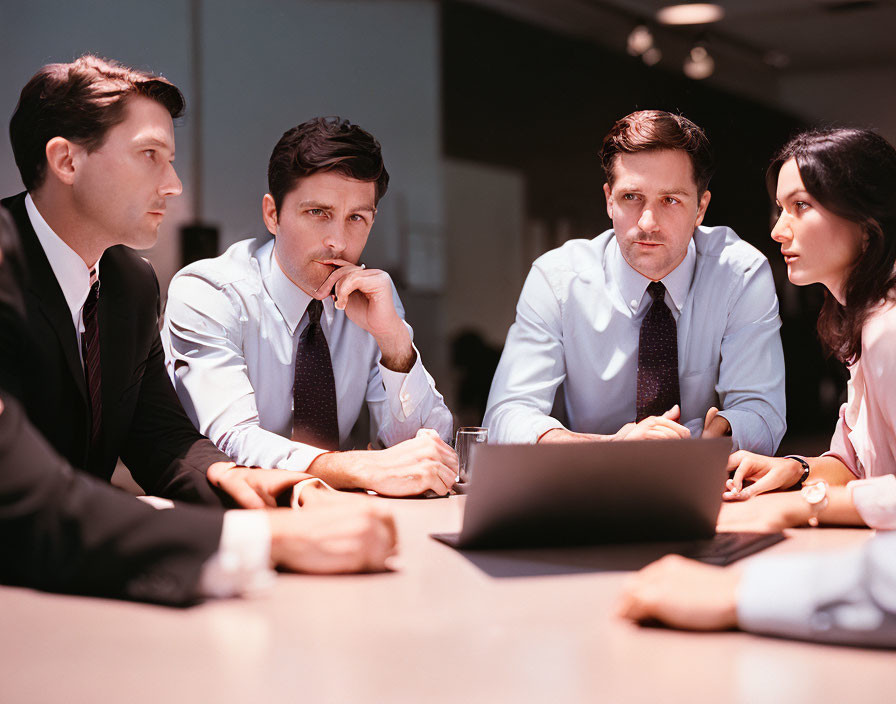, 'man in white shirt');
484,110,786,454
163,117,457,497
